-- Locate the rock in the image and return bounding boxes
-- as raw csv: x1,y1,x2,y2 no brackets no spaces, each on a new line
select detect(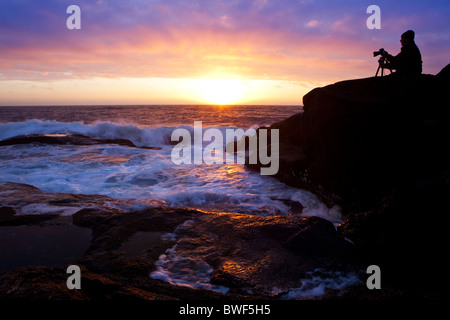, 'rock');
272,198,304,215
242,66,450,299
0,181,136,216
436,63,450,81
0,206,16,221
73,207,197,255
337,178,449,298
0,133,161,150
247,65,450,213
75,206,360,297
0,182,365,299
0,266,170,300
167,213,360,296
0,206,58,226
283,216,353,259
